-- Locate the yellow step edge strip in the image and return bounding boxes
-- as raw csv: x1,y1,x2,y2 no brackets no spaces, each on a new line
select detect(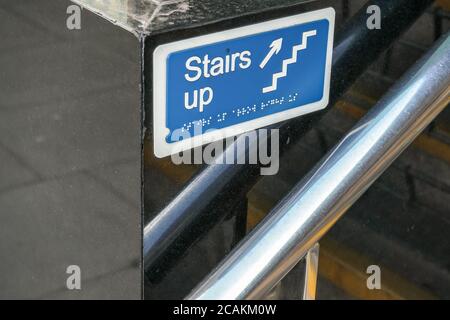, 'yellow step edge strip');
247,190,436,300
336,98,450,164
437,0,450,11
144,140,196,184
